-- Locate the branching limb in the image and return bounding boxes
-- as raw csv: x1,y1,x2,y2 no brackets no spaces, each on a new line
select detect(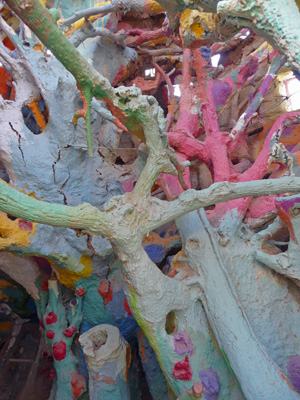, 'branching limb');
137,45,182,56
0,180,112,236
142,177,300,233
128,16,169,48
61,0,118,26
254,250,300,284
70,21,127,48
